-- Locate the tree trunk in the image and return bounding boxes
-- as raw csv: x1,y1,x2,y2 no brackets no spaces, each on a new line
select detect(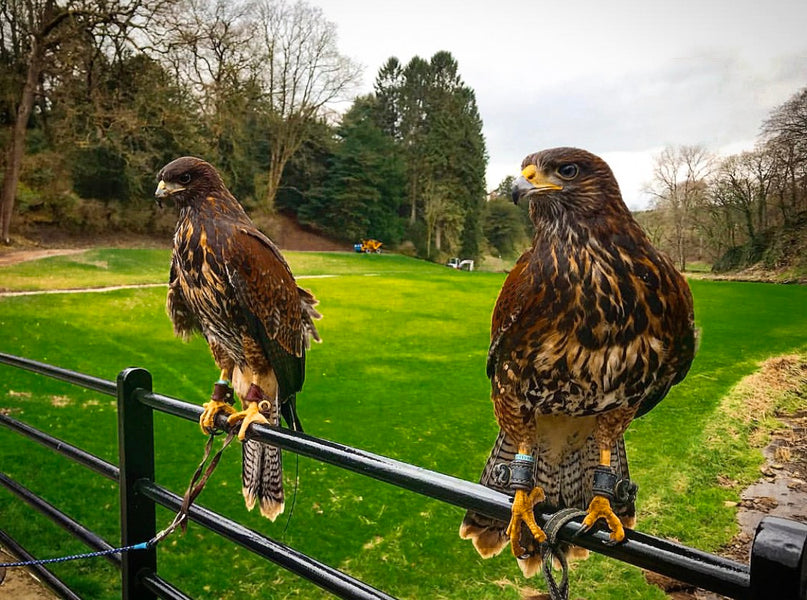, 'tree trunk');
409,173,418,224
777,188,789,224
674,218,686,272
265,151,284,213
0,35,43,244
265,132,301,213
757,191,766,231
264,120,307,214
789,164,798,223
742,206,756,242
